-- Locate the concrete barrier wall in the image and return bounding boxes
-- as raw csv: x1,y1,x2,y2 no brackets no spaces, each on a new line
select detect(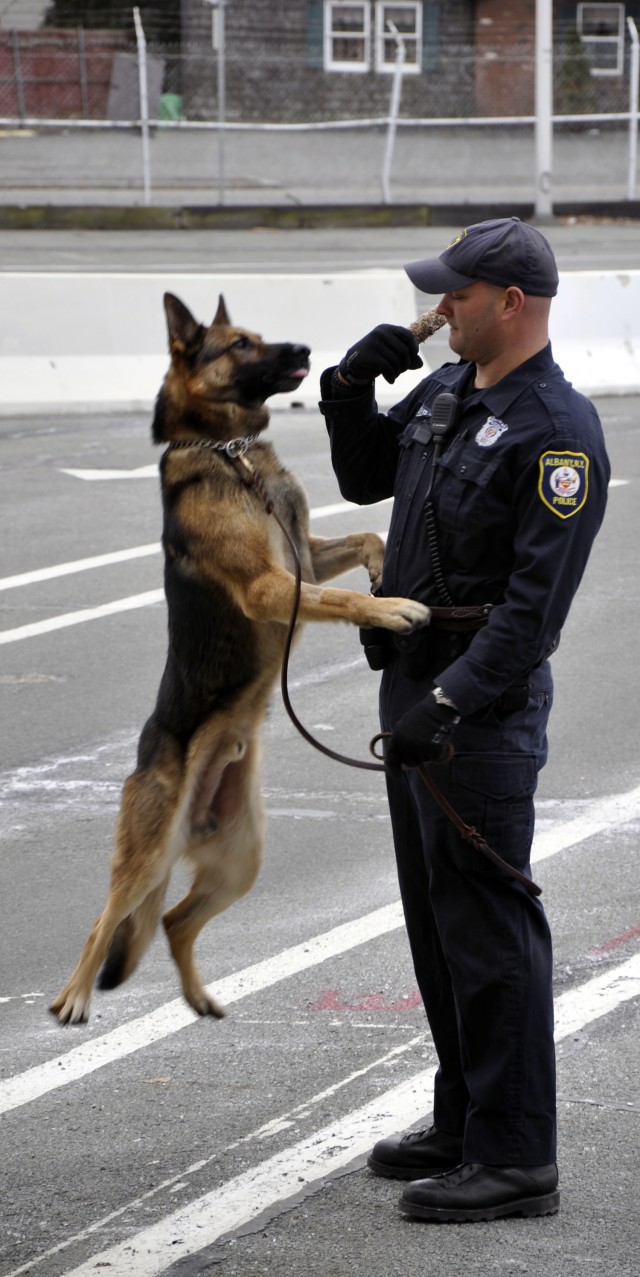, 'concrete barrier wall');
0,271,425,414
0,269,638,416
549,270,640,396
